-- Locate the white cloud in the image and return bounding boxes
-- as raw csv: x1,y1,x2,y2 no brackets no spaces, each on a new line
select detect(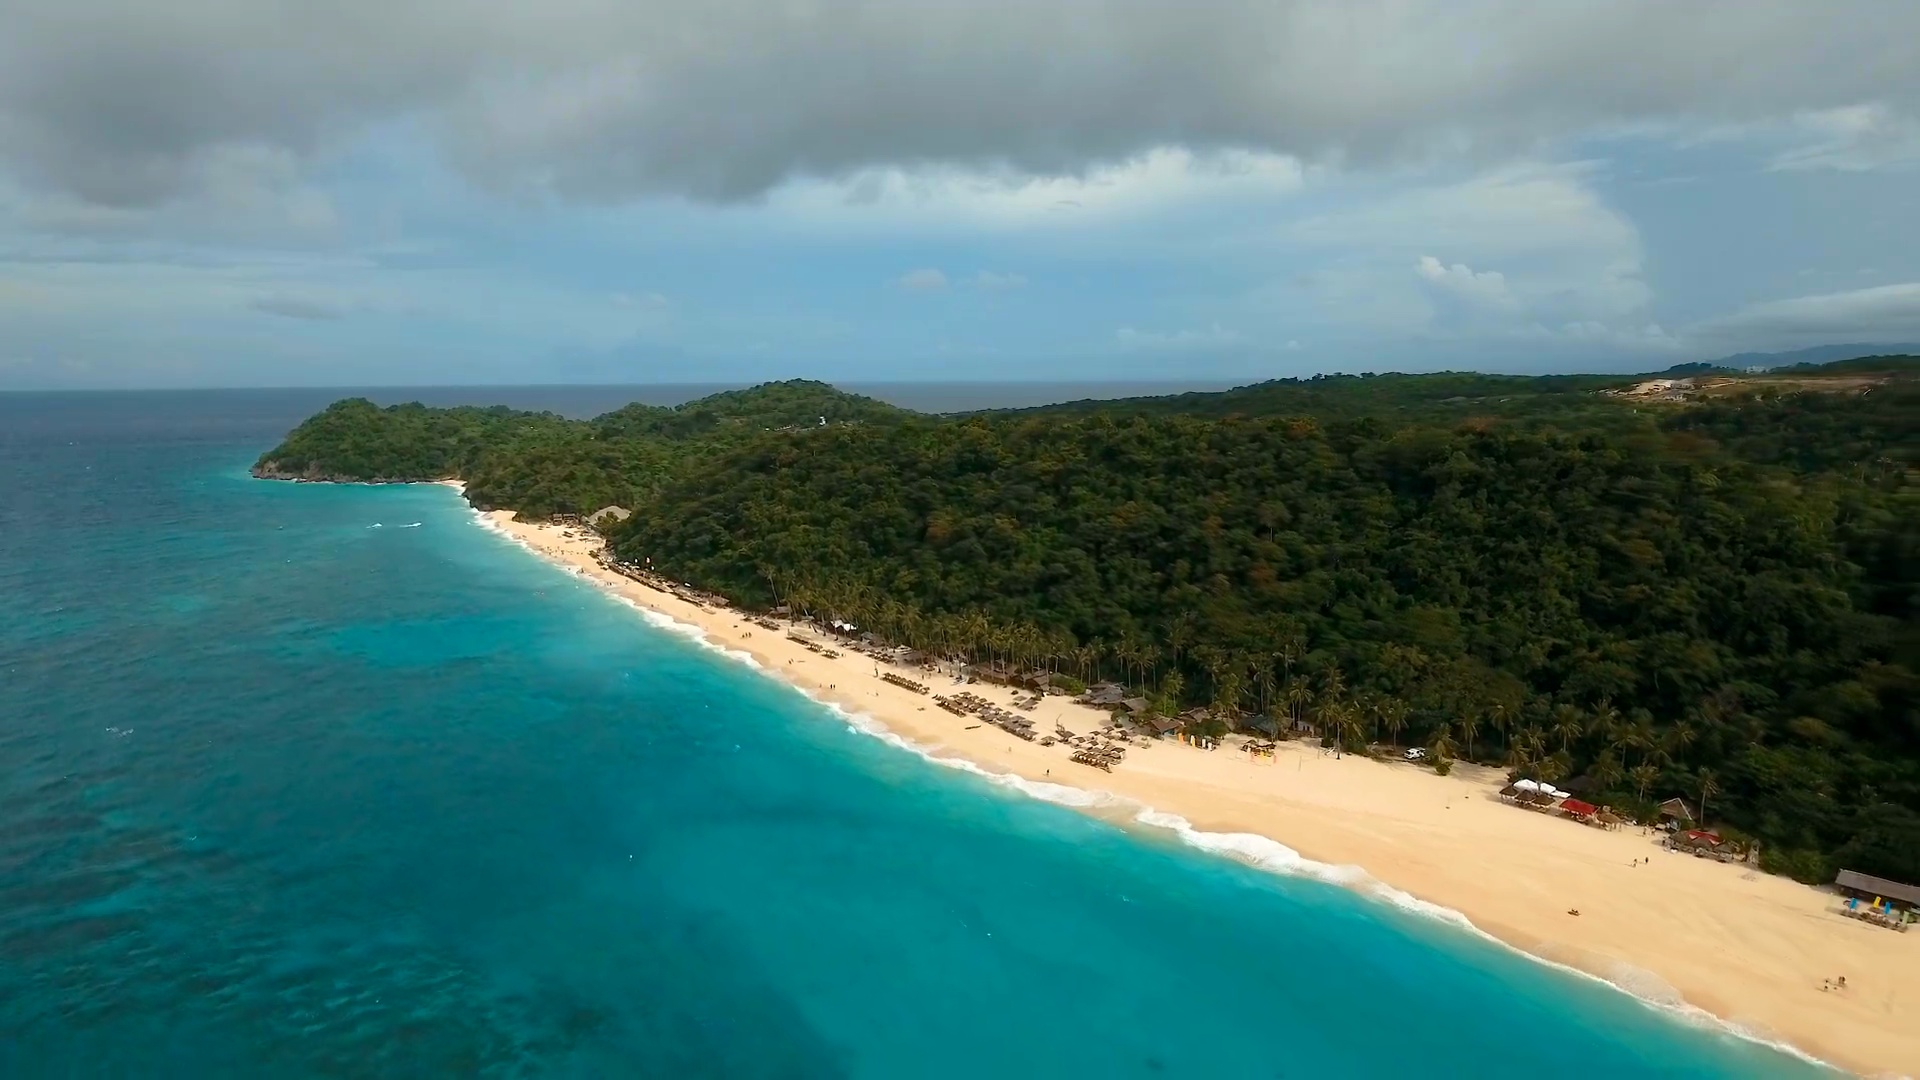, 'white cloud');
1690,282,1920,345
1115,323,1242,352
768,149,1305,232
10,1,1915,208
896,267,948,291
1263,162,1654,347
1768,103,1920,172
611,290,669,309
1415,255,1518,310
